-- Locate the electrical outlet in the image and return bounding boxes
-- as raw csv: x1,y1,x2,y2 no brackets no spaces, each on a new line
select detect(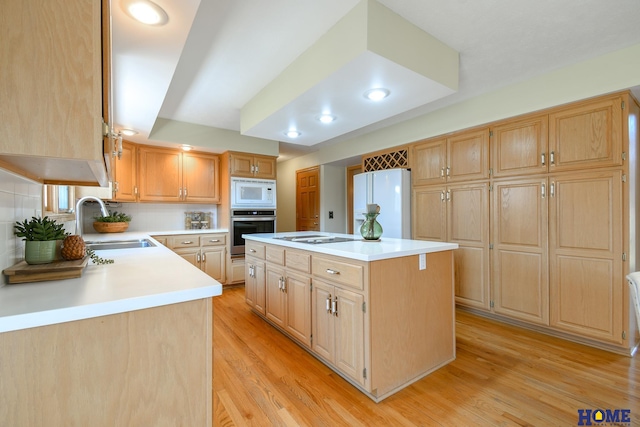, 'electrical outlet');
419,253,426,270
329,211,334,219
